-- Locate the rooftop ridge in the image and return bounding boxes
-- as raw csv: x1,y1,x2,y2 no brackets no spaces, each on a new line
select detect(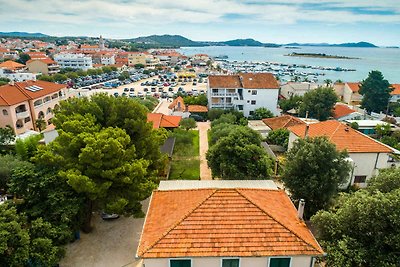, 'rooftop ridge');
139,189,217,257
236,189,323,254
